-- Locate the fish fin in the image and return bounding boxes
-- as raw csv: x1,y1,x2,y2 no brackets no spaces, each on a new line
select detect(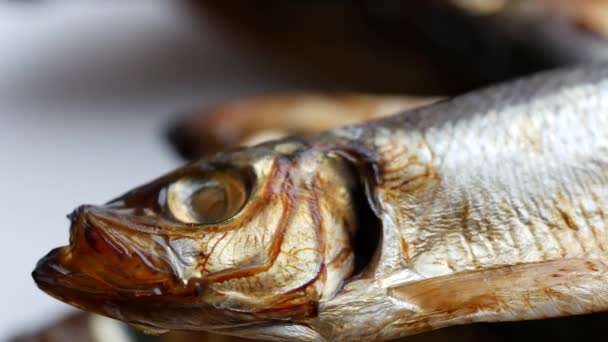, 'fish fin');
388,259,608,334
